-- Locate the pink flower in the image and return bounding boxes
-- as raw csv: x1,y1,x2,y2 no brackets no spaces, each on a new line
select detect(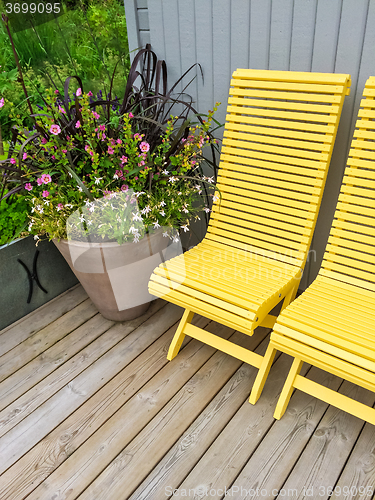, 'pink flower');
115,170,123,178
121,184,129,192
139,141,150,153
41,137,47,144
87,91,93,97
37,178,43,186
54,89,59,94
10,158,16,164
117,139,122,144
92,111,100,119
110,139,115,146
58,106,66,114
108,147,114,155
89,151,94,156
129,112,134,118
76,88,82,96
42,190,49,197
138,160,145,167
24,183,33,191
101,133,106,140
49,124,61,135
133,133,141,140
135,176,138,180
57,203,64,211
0,97,4,108
22,153,27,160
75,120,81,128
41,174,52,184
62,149,67,153
85,145,89,151
52,155,56,160
121,155,128,163
99,124,105,131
